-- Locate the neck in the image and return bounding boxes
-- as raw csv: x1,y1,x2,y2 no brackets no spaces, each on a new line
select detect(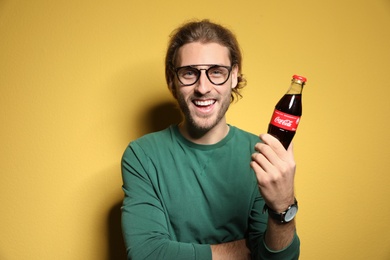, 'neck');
178,119,229,145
